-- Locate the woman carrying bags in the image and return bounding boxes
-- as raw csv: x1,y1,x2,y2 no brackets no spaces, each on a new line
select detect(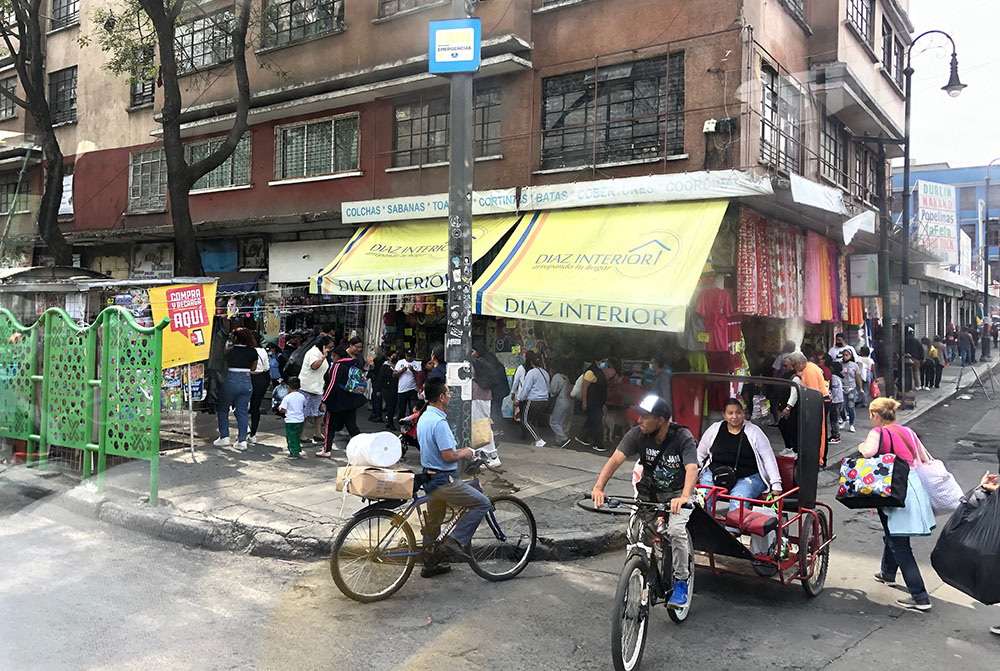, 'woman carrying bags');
859,397,933,612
